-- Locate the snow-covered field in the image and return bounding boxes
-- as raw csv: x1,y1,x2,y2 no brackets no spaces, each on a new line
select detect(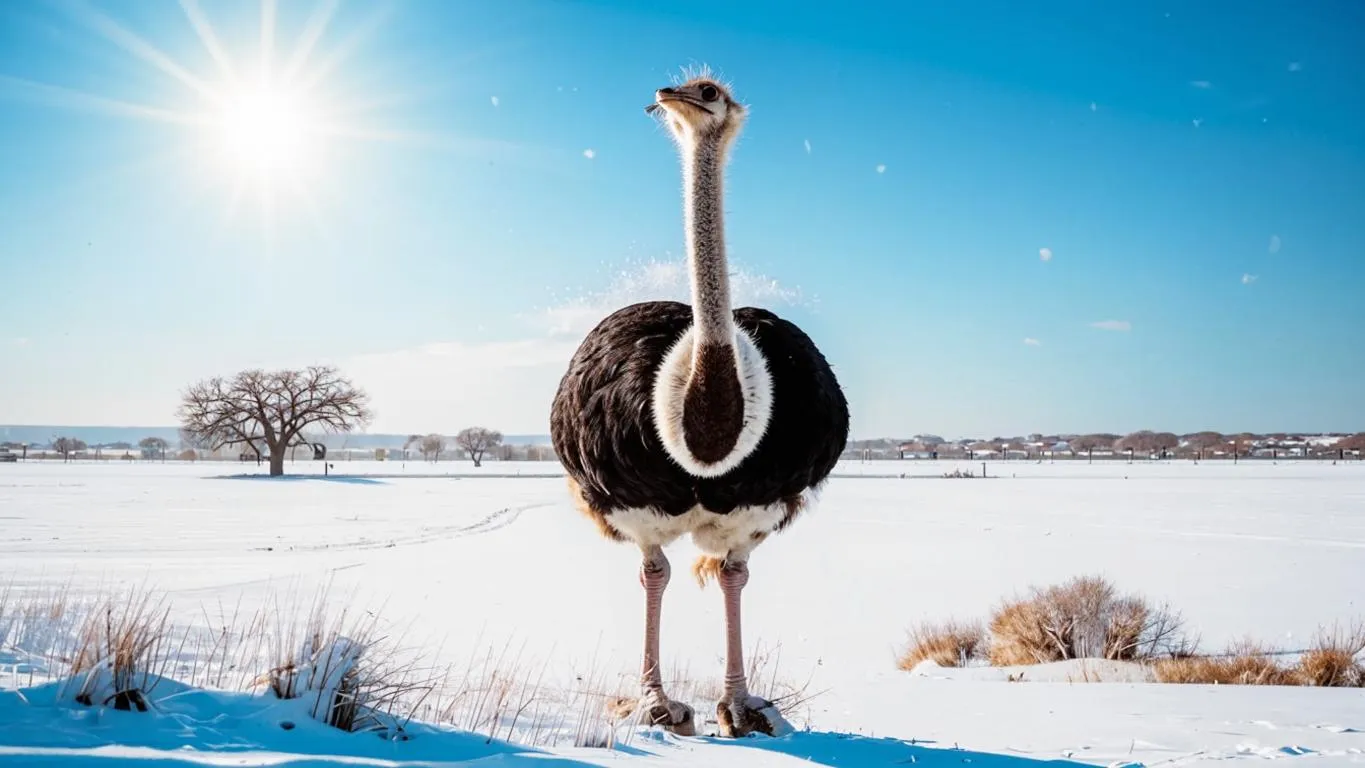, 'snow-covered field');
2,459,1363,767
